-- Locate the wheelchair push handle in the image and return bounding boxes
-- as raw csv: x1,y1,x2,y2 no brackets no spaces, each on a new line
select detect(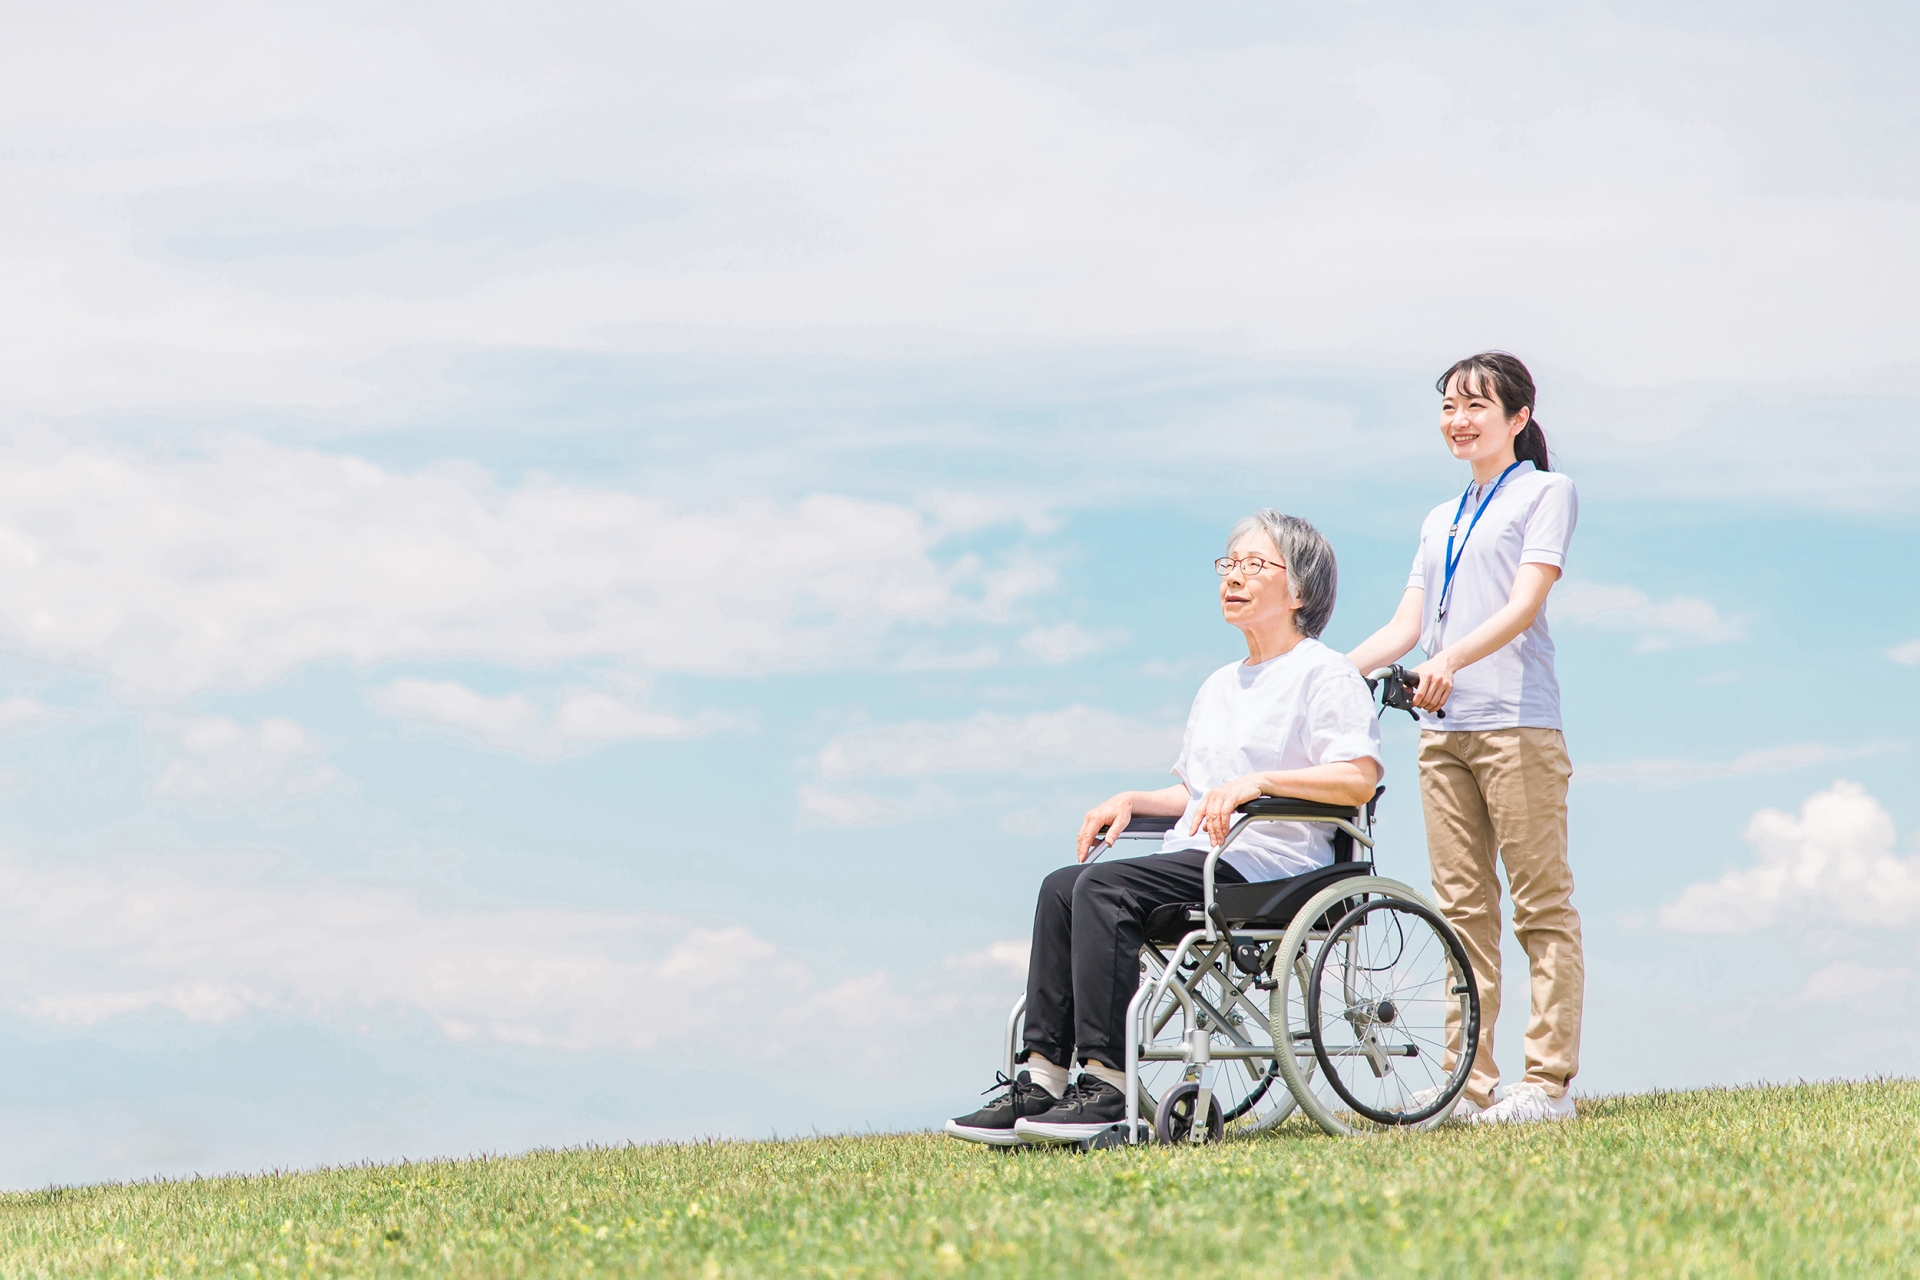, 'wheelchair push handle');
1366,664,1444,721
